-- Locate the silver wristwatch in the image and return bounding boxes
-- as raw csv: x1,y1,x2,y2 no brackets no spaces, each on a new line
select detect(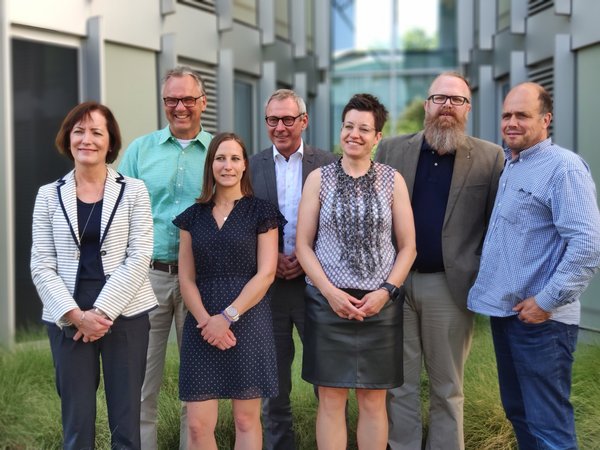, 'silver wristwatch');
224,305,240,322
